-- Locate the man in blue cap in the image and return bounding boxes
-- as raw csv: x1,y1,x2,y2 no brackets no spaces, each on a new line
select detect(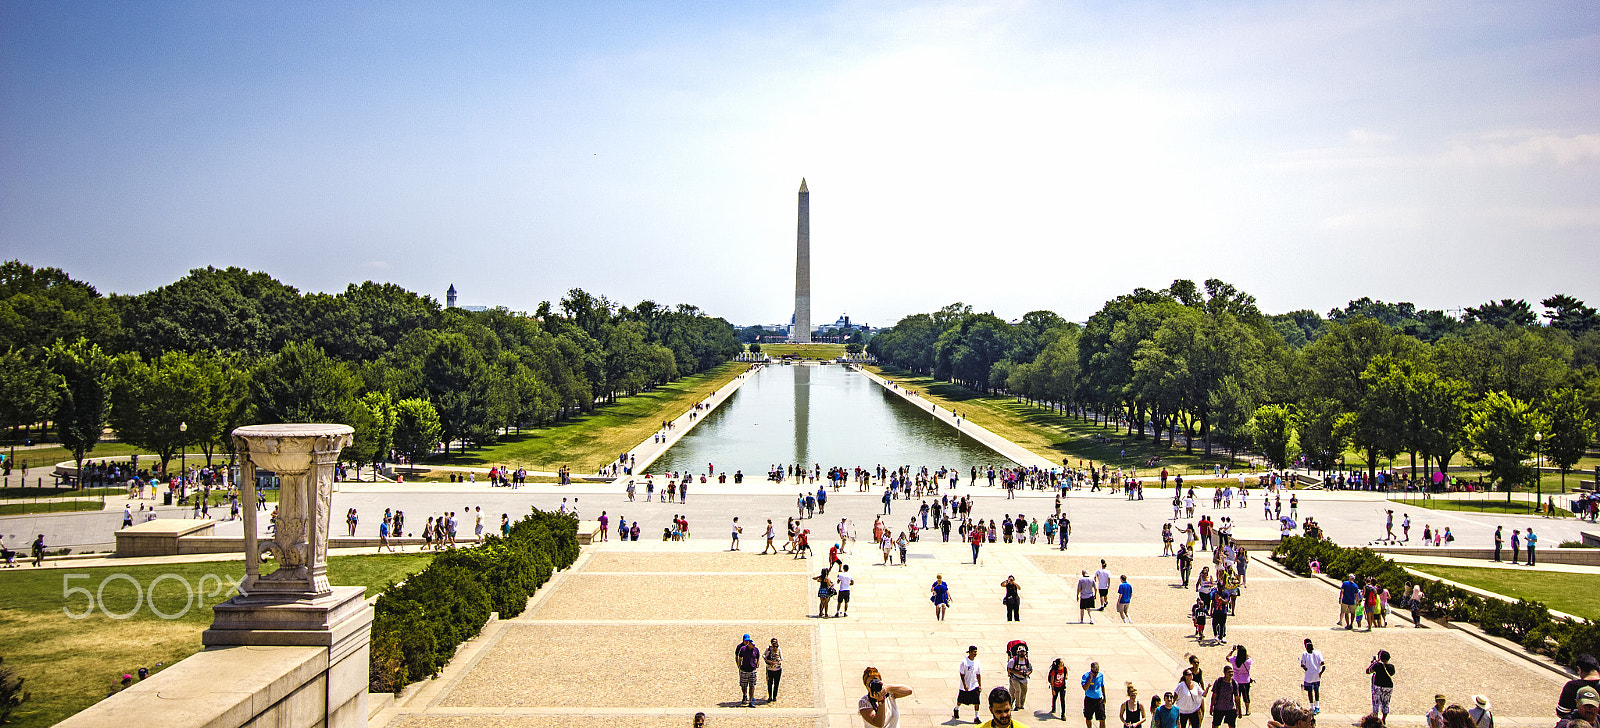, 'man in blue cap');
735,633,761,706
